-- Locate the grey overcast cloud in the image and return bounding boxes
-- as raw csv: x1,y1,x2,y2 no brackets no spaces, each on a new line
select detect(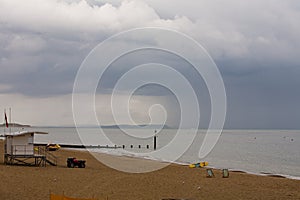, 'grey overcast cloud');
0,0,300,128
